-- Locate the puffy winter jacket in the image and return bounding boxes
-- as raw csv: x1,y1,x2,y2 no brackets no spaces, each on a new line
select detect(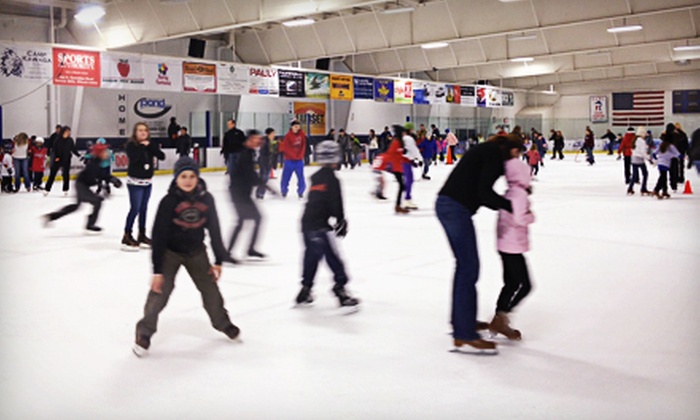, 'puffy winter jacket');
619,132,635,157
631,136,649,164
281,129,307,161
497,159,535,254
